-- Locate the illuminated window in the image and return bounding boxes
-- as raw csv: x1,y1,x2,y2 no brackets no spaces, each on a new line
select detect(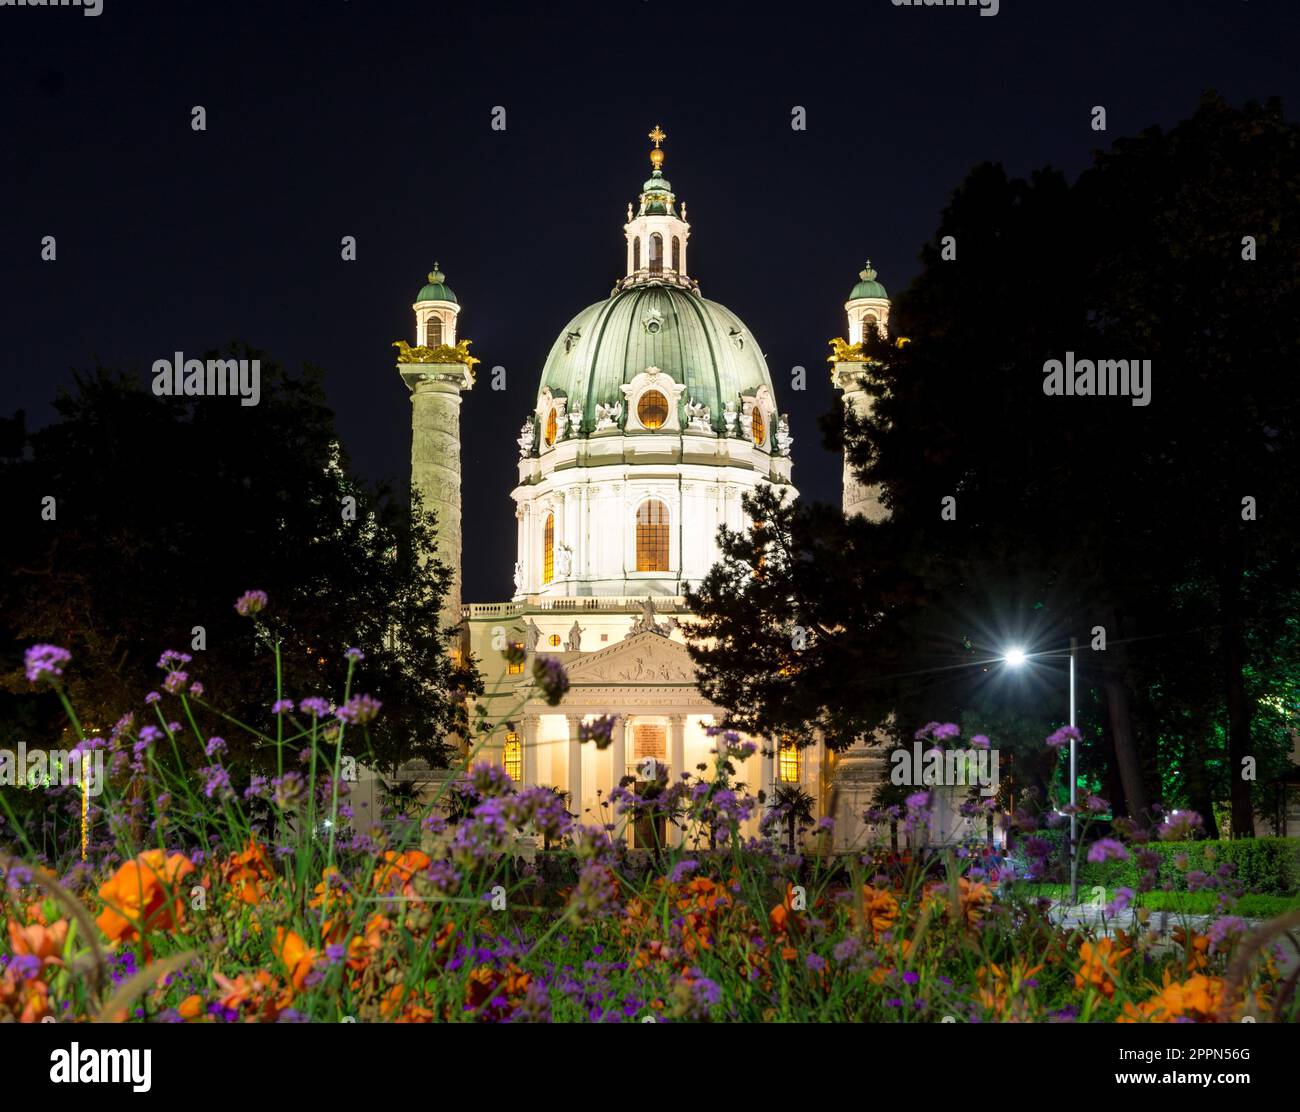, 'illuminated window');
548,633,561,647
633,237,641,271
503,731,522,782
507,641,525,675
544,407,558,447
542,513,555,584
778,741,801,783
637,390,669,430
672,236,681,272
425,315,442,346
751,406,765,445
649,232,663,275
862,312,877,338
636,500,669,572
